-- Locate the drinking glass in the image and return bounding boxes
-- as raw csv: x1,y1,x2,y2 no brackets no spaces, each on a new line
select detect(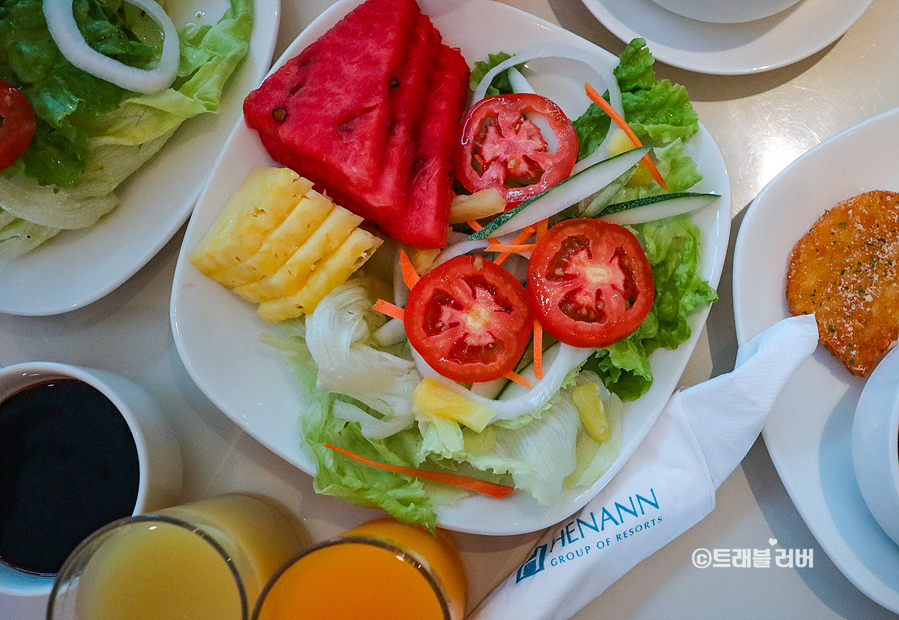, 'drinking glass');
48,494,307,620
252,517,468,620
